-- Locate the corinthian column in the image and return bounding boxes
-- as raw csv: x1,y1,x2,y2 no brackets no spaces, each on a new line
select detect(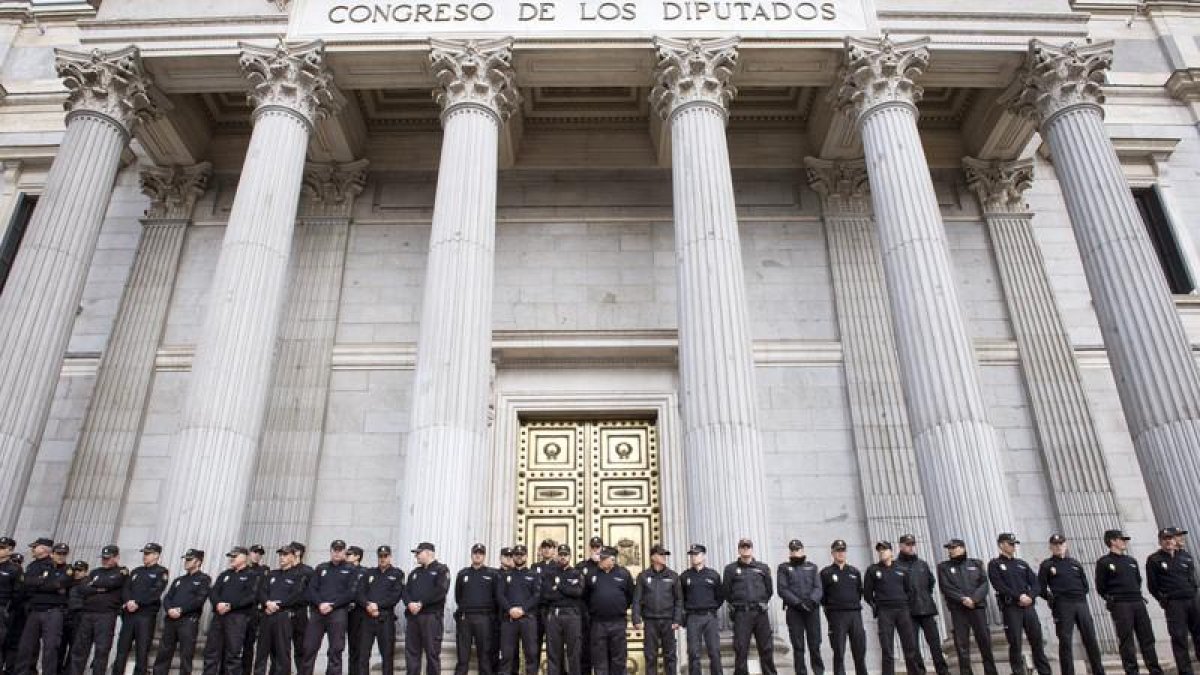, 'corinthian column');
650,37,769,565
244,160,367,551
398,39,517,570
157,40,342,570
834,37,1014,556
1012,41,1200,529
55,163,211,556
0,46,159,532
